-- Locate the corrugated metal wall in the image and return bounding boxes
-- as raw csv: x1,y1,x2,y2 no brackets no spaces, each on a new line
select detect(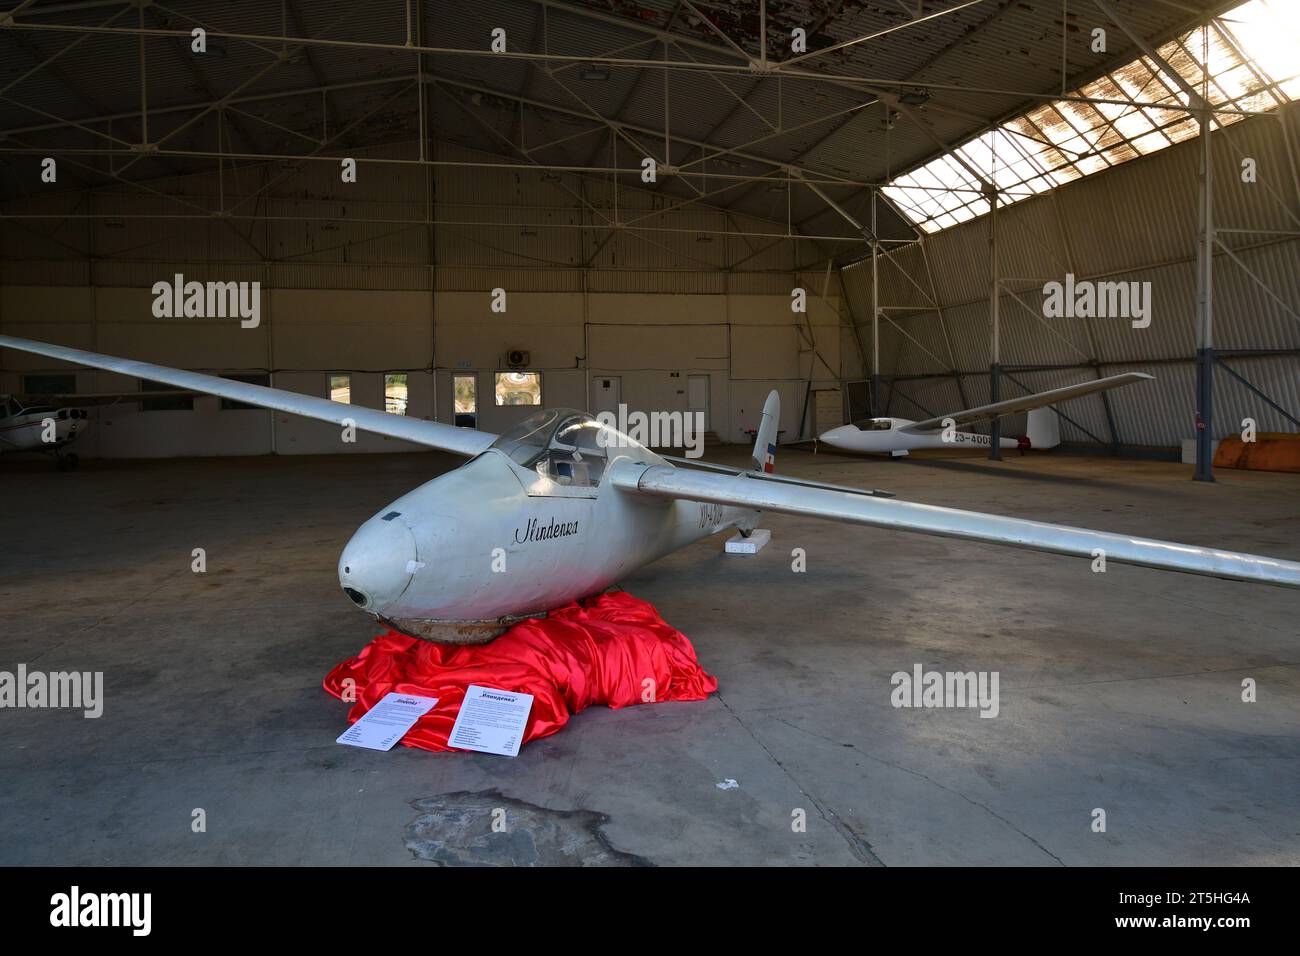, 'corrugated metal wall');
841,106,1300,448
